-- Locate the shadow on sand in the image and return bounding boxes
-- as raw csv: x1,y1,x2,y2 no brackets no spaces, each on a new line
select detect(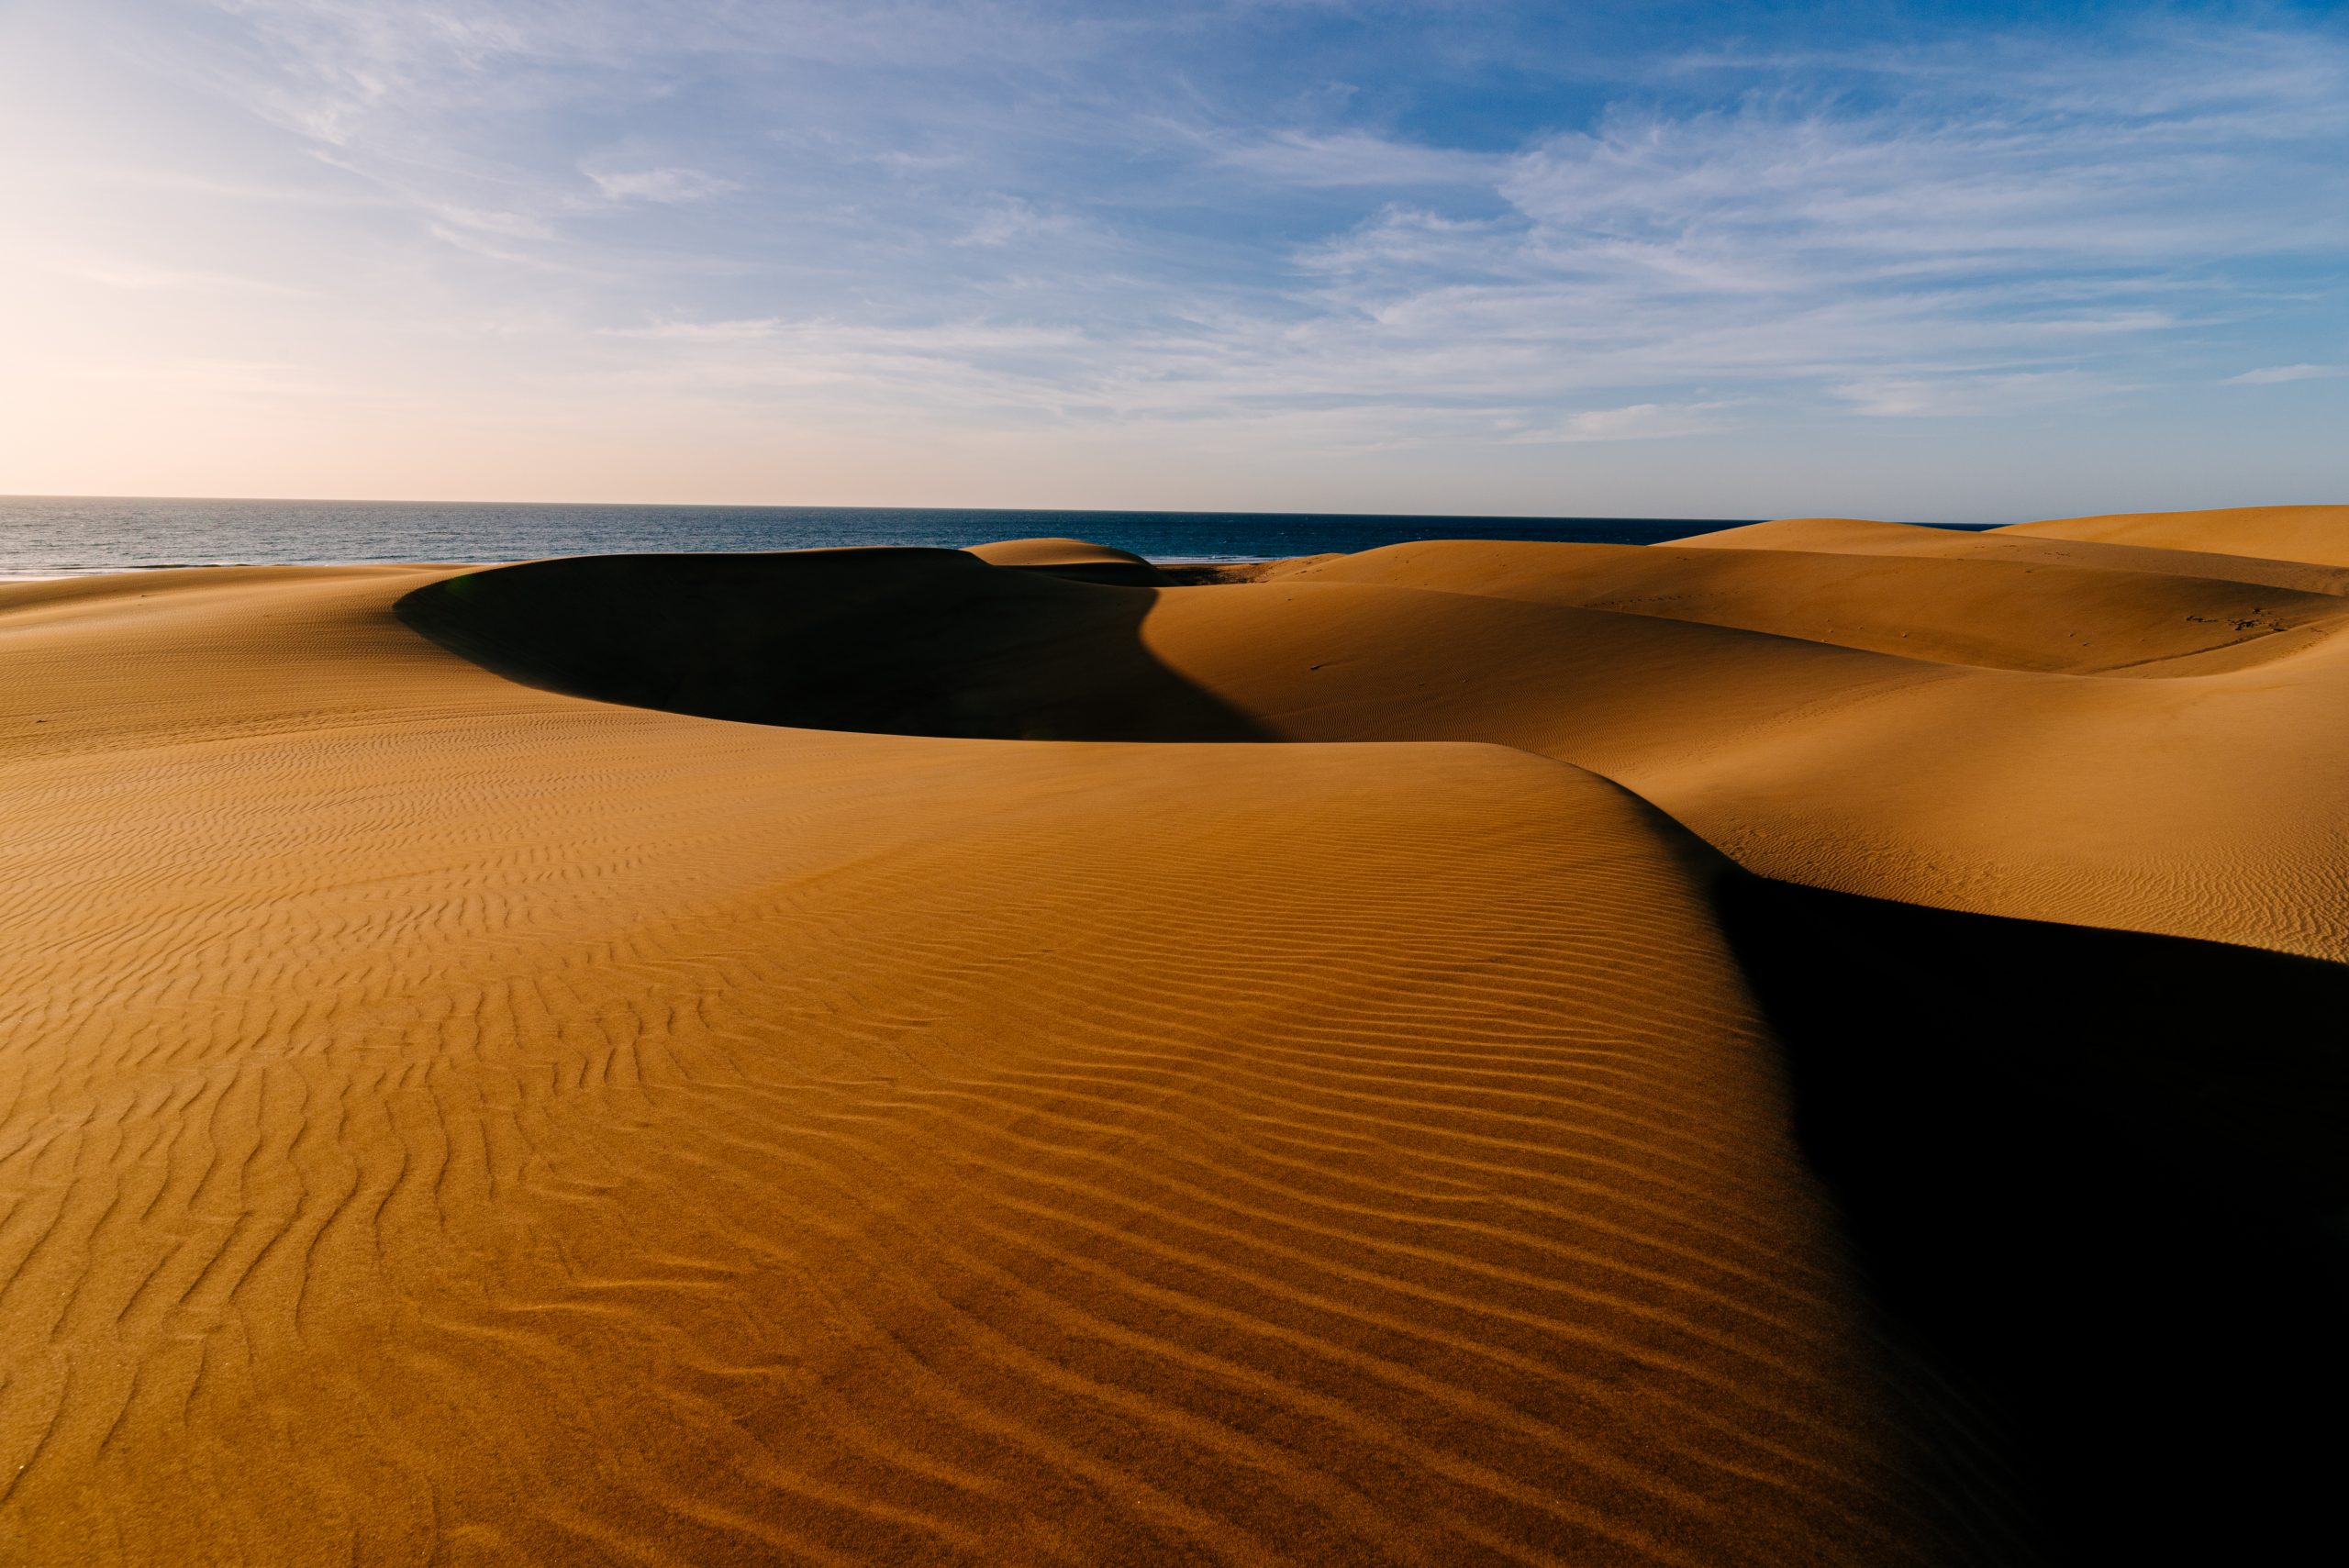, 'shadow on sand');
1712,873,2349,1565
395,550,1265,742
